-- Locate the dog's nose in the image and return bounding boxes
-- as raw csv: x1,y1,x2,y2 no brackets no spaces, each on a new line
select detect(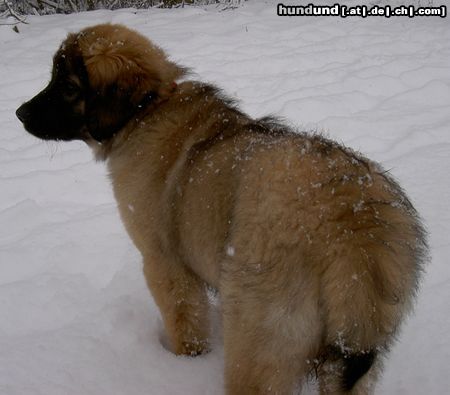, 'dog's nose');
16,104,29,123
